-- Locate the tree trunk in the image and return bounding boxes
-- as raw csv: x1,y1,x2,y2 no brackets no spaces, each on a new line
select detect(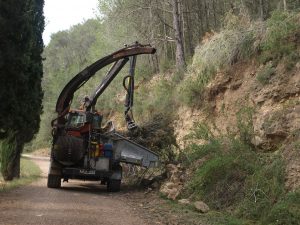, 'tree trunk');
185,1,194,56
1,134,23,181
171,0,185,70
283,0,287,11
204,0,209,31
12,142,23,178
259,0,264,20
212,0,217,28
